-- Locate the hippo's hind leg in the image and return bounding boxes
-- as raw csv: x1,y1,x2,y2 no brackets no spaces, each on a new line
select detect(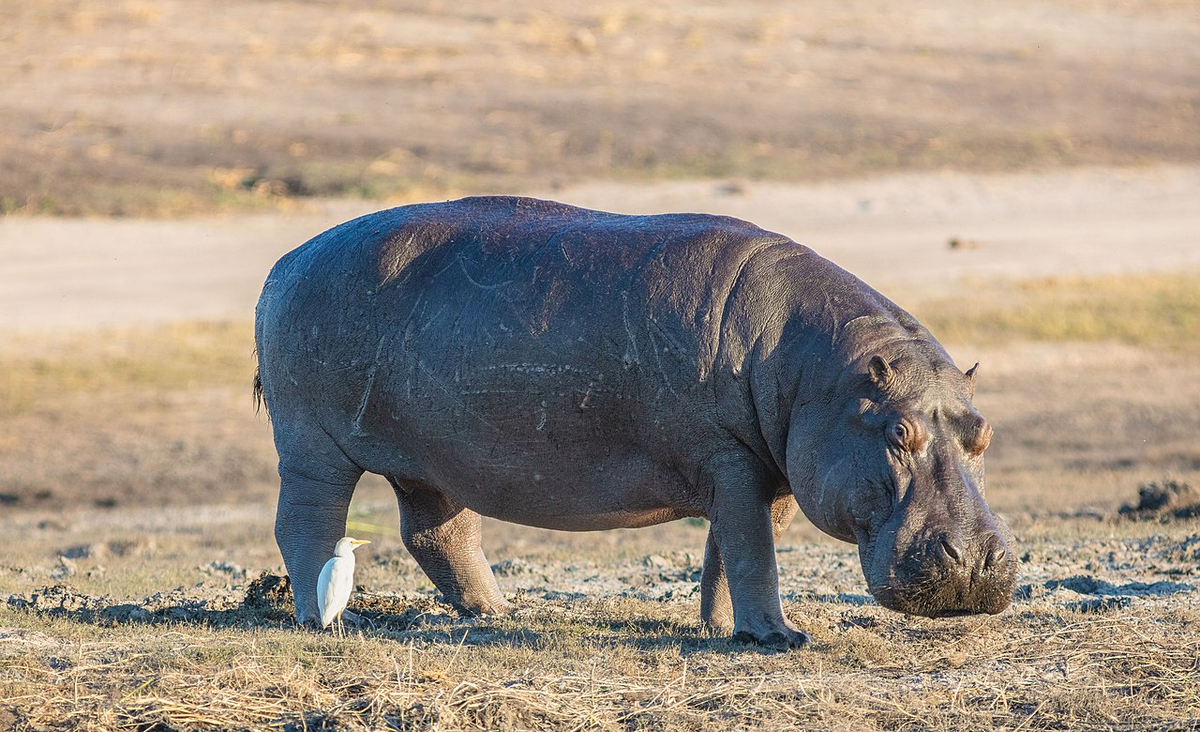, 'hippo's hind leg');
700,531,734,636
701,492,800,638
703,458,809,649
273,426,364,627
389,479,512,616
